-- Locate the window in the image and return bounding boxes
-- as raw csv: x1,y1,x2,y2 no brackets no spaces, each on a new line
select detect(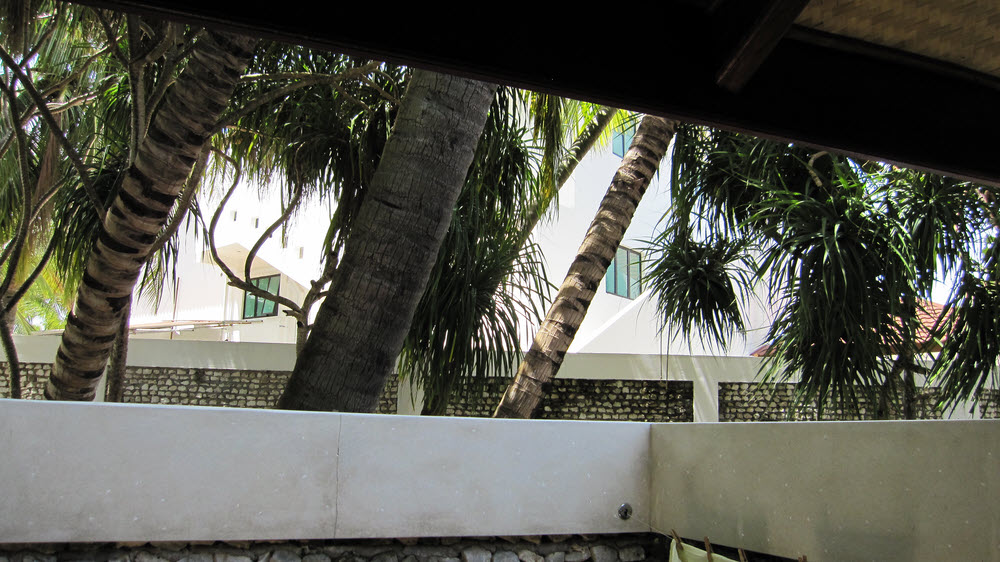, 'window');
605,246,642,299
243,274,280,319
612,123,636,158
